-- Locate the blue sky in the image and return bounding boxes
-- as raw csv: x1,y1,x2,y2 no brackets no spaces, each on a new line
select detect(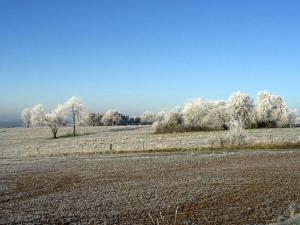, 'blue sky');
0,0,299,120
